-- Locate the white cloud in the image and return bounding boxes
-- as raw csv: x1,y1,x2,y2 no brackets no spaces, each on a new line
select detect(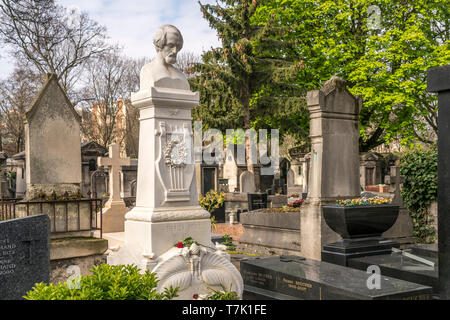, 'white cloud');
59,0,220,58
0,0,220,79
